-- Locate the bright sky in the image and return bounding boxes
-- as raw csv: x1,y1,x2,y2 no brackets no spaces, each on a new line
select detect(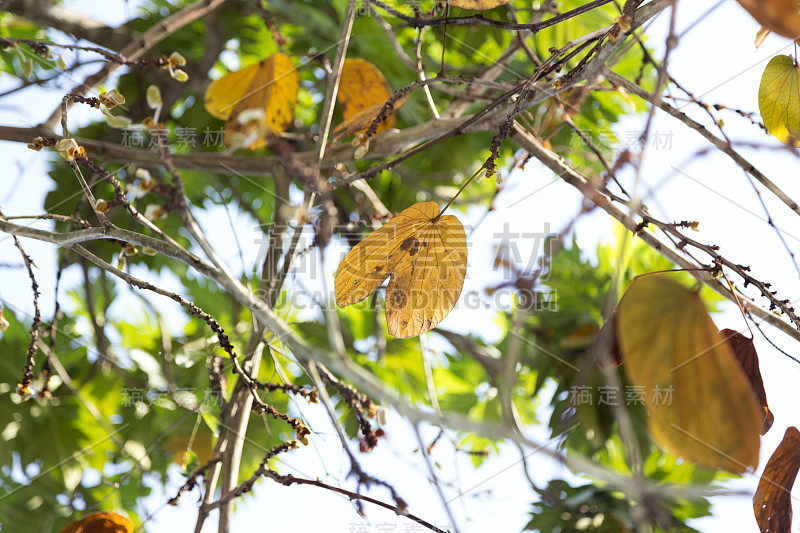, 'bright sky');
2,1,800,532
